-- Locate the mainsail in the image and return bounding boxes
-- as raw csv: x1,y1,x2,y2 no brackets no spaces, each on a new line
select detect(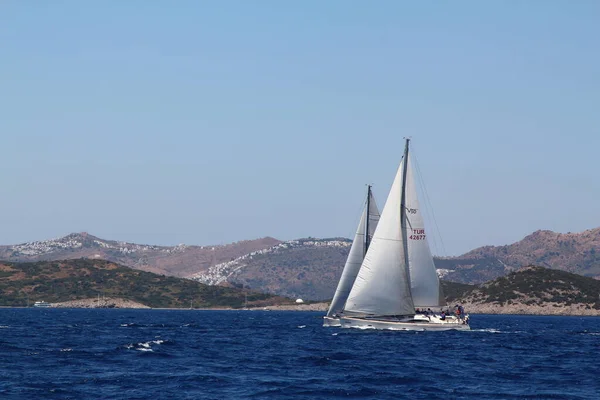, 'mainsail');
343,157,415,316
326,188,379,317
